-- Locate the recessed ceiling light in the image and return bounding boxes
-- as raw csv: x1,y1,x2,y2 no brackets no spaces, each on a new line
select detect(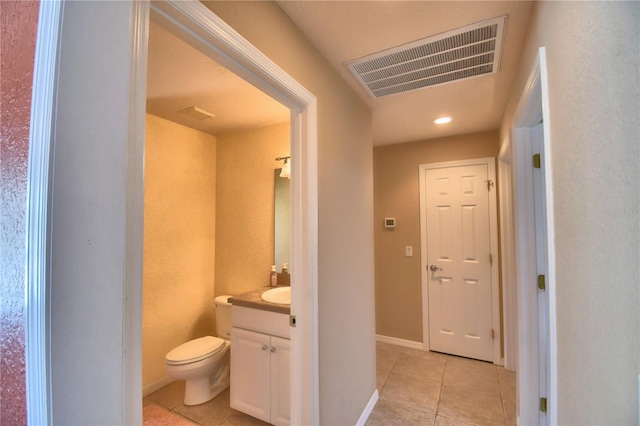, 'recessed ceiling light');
433,117,452,125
